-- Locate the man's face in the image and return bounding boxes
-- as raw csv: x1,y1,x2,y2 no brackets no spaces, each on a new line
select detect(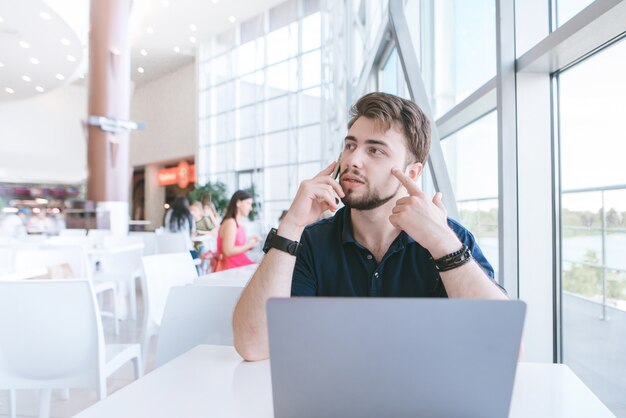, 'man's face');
339,116,421,211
